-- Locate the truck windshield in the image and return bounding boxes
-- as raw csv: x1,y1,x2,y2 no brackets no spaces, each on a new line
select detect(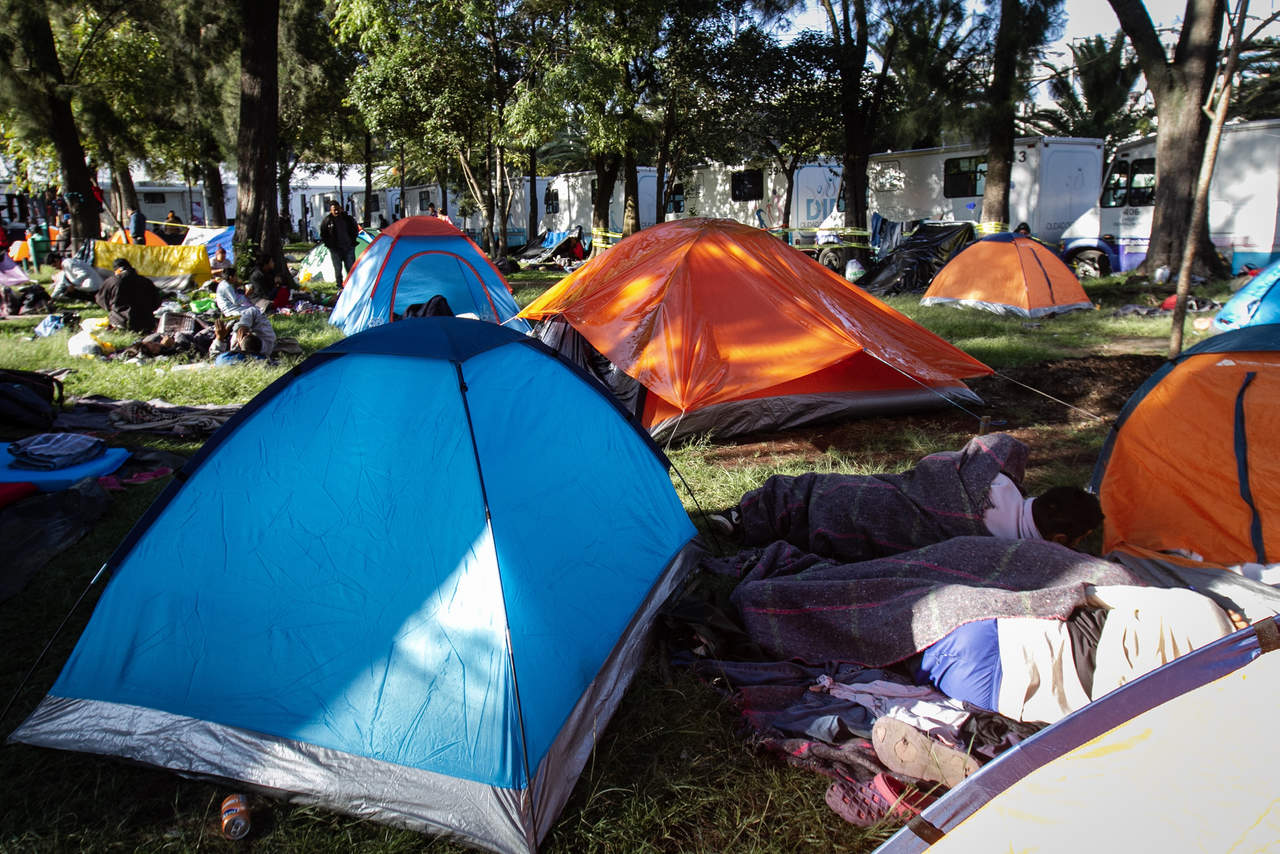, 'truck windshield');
1128,159,1156,206
1101,159,1131,207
